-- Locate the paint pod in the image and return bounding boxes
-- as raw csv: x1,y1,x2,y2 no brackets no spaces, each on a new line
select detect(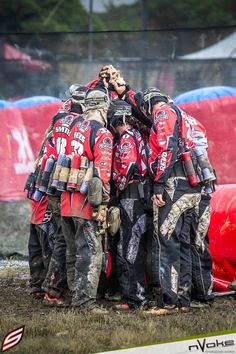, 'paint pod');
182,151,198,187
57,156,71,191
33,189,44,201
80,161,94,194
87,177,103,207
35,154,47,189
193,147,214,182
46,159,57,195
67,154,81,191
51,154,65,189
76,156,89,190
39,156,55,193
